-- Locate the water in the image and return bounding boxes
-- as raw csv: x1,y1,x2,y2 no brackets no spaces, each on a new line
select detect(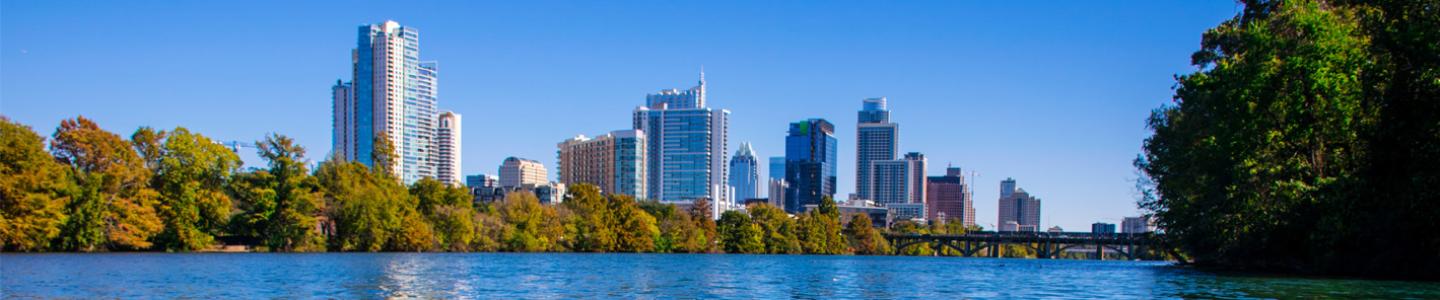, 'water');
3,253,1437,299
